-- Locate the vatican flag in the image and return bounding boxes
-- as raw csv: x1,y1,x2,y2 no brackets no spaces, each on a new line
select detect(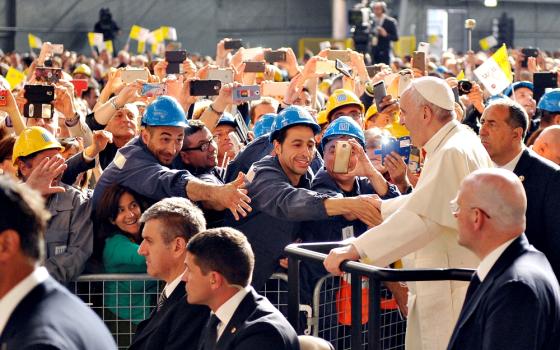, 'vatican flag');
28,33,42,50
